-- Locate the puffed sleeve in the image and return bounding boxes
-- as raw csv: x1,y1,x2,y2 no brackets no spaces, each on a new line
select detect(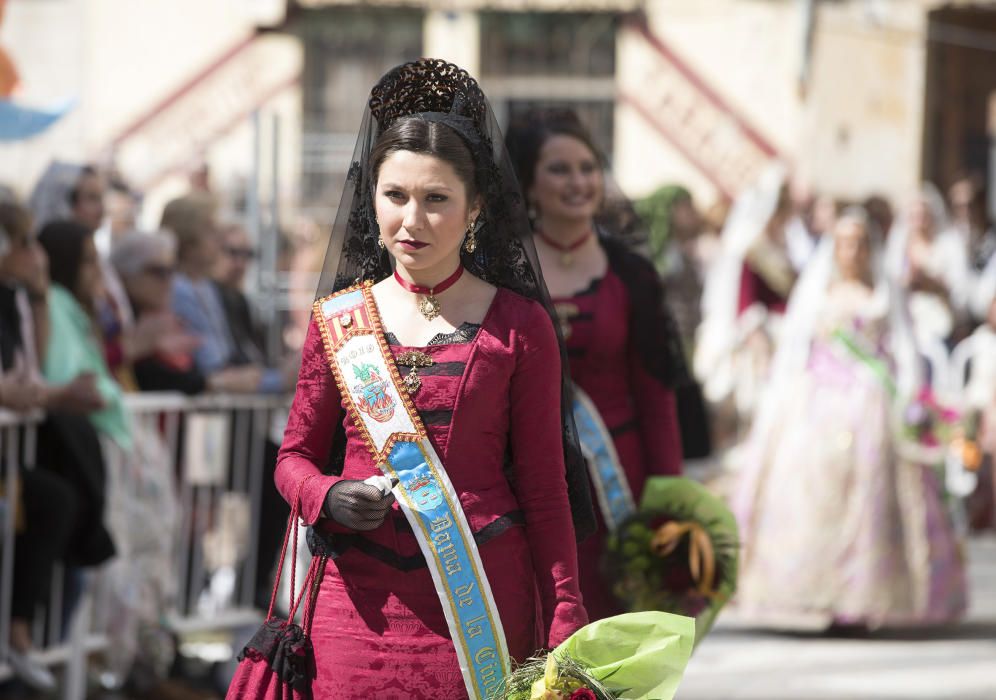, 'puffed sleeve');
275,316,345,524
508,301,588,648
629,348,684,476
